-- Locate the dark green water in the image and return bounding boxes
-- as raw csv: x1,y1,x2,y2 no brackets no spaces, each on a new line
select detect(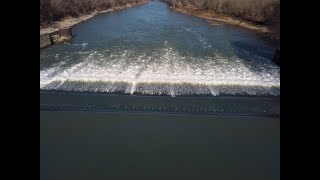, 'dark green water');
40,93,280,180
40,1,280,179
41,111,279,180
